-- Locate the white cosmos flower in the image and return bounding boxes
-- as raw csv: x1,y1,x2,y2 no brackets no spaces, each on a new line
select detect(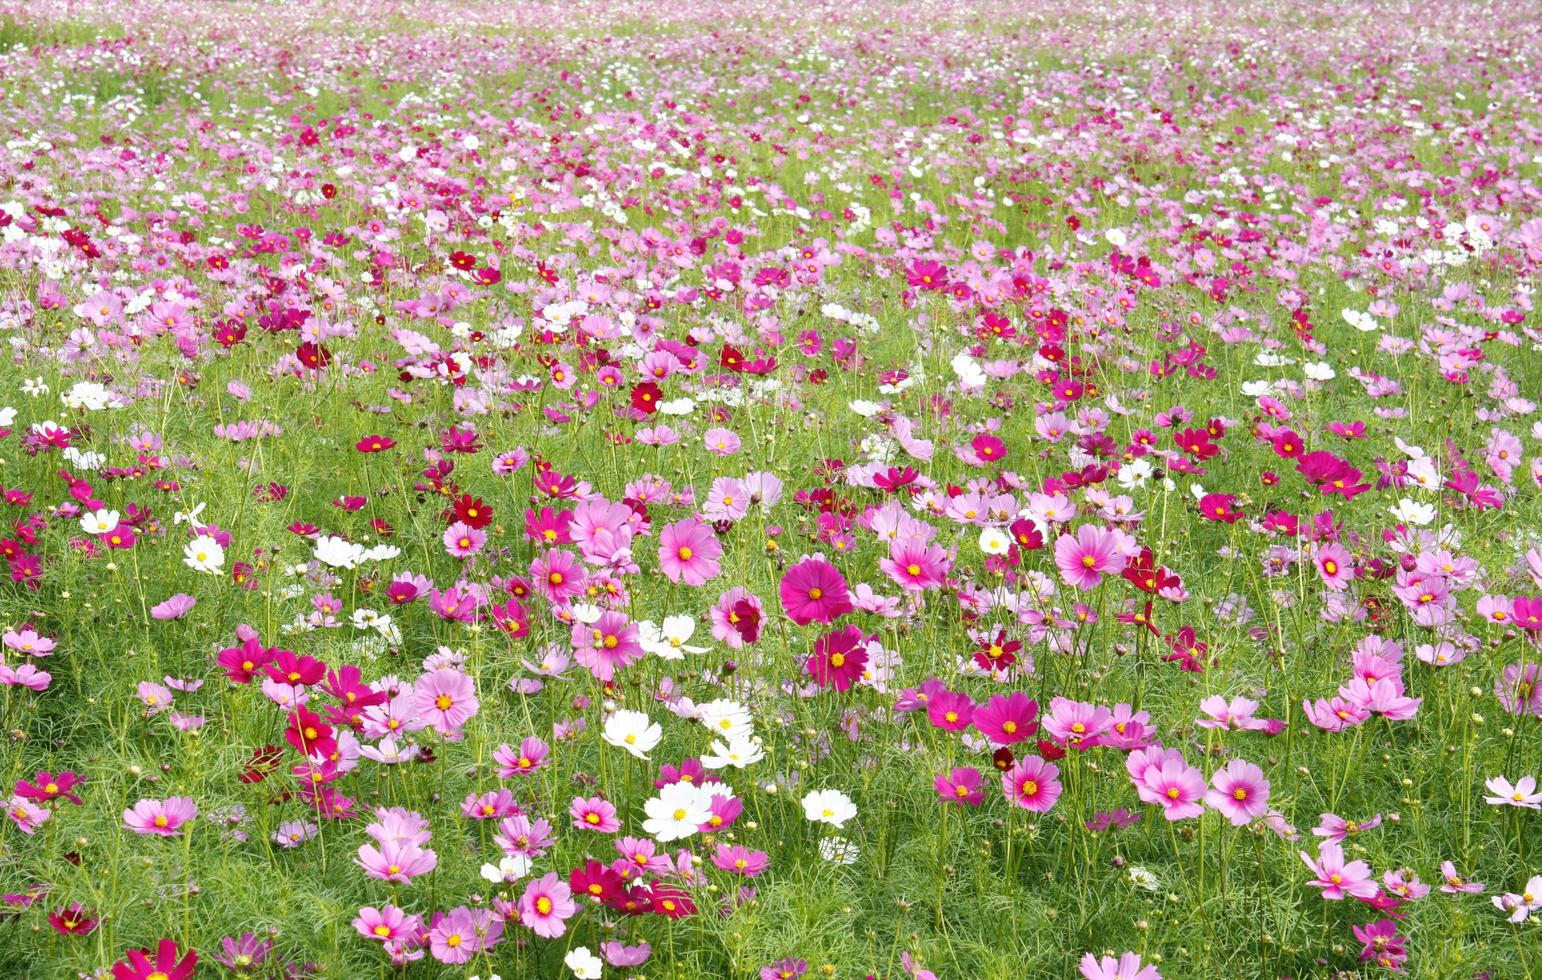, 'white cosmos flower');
564,946,603,980
364,544,401,563
802,788,856,828
818,835,860,864
1116,458,1153,490
639,615,708,659
642,781,712,841
1302,361,1336,381
173,501,207,526
479,854,532,885
313,535,367,569
696,698,754,739
951,352,987,389
1388,498,1435,526
601,709,661,760
80,508,120,535
701,734,765,770
61,381,118,411
183,534,225,574
978,527,1011,556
